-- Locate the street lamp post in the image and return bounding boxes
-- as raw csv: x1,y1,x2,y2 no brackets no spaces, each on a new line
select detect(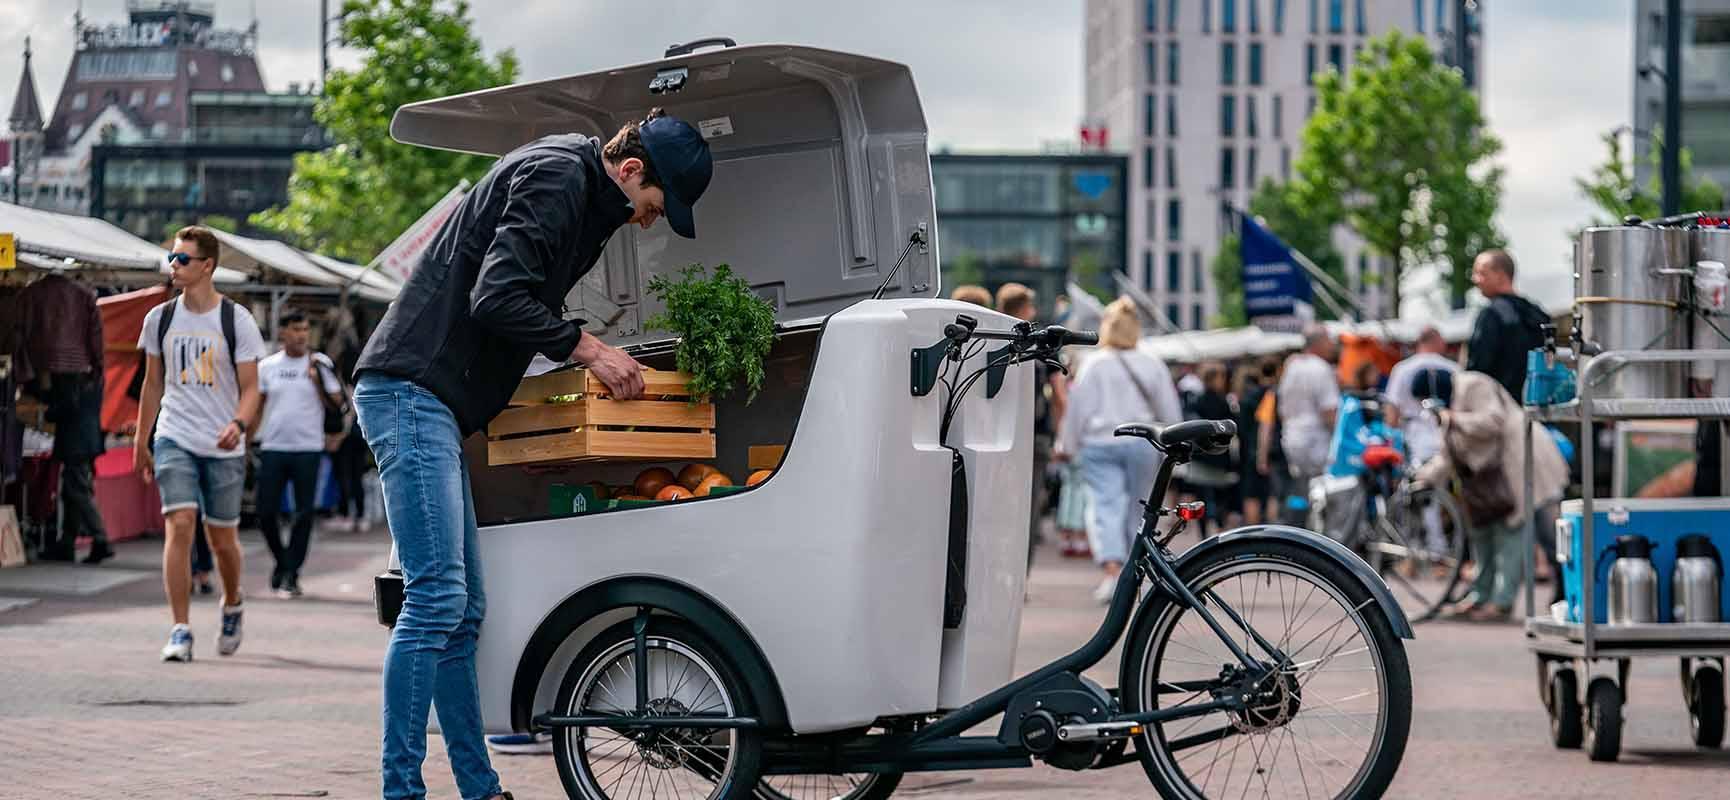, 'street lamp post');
1663,0,1682,217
